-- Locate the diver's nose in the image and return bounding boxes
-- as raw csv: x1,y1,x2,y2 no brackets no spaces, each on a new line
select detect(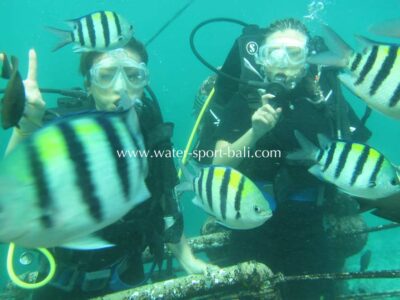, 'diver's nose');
113,72,127,93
